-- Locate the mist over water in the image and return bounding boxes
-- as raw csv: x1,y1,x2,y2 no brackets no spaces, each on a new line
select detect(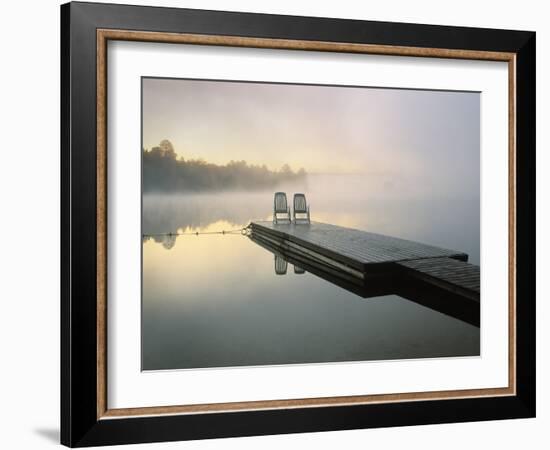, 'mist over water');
142,173,480,370
143,173,479,264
